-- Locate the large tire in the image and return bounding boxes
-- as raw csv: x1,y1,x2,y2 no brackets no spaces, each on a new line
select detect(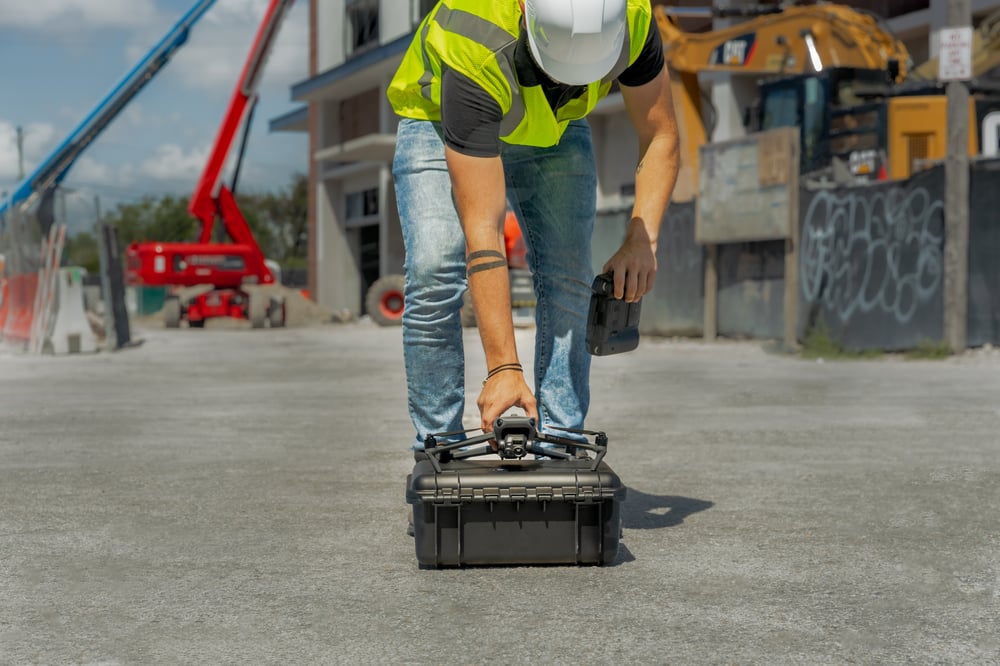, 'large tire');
248,292,267,329
164,297,181,328
366,274,406,326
